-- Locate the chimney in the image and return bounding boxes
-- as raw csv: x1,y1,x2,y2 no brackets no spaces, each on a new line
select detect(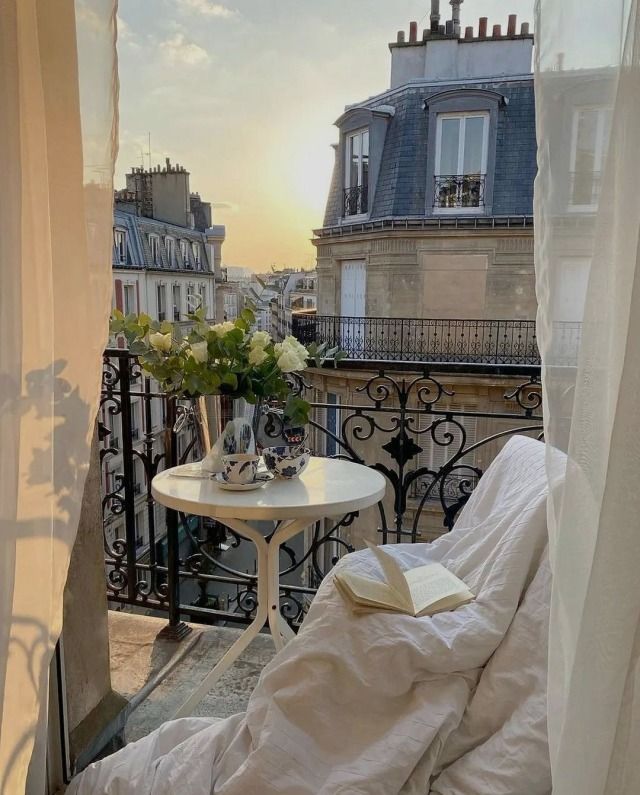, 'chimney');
430,0,440,33
507,14,517,35
521,21,530,34
397,30,406,43
478,16,488,37
492,24,502,37
464,25,474,39
409,20,418,42
450,0,463,36
445,19,453,35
